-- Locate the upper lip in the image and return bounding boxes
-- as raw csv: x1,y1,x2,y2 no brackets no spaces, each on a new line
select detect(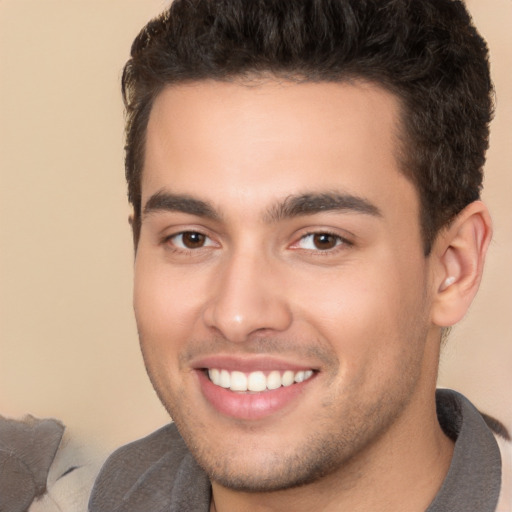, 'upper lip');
190,354,319,373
